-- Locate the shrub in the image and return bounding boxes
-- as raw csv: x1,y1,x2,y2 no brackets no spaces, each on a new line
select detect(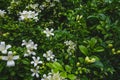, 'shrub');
0,0,120,80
